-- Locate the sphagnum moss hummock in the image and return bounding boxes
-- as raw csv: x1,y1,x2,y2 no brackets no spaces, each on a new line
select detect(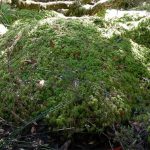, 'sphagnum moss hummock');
0,12,150,130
